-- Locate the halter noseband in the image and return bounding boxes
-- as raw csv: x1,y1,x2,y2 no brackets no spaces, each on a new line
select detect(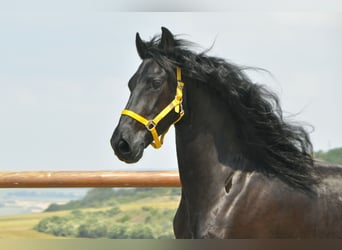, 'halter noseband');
121,67,185,149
